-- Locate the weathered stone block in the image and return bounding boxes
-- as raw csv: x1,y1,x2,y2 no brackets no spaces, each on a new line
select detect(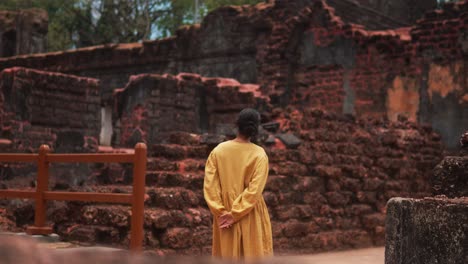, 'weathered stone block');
146,158,178,172
325,191,351,206
0,67,100,154
385,197,468,264
293,176,325,192
361,213,386,230
276,133,302,149
161,228,192,249
145,209,172,229
168,132,201,146
432,156,468,198
283,219,309,238
80,205,129,227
